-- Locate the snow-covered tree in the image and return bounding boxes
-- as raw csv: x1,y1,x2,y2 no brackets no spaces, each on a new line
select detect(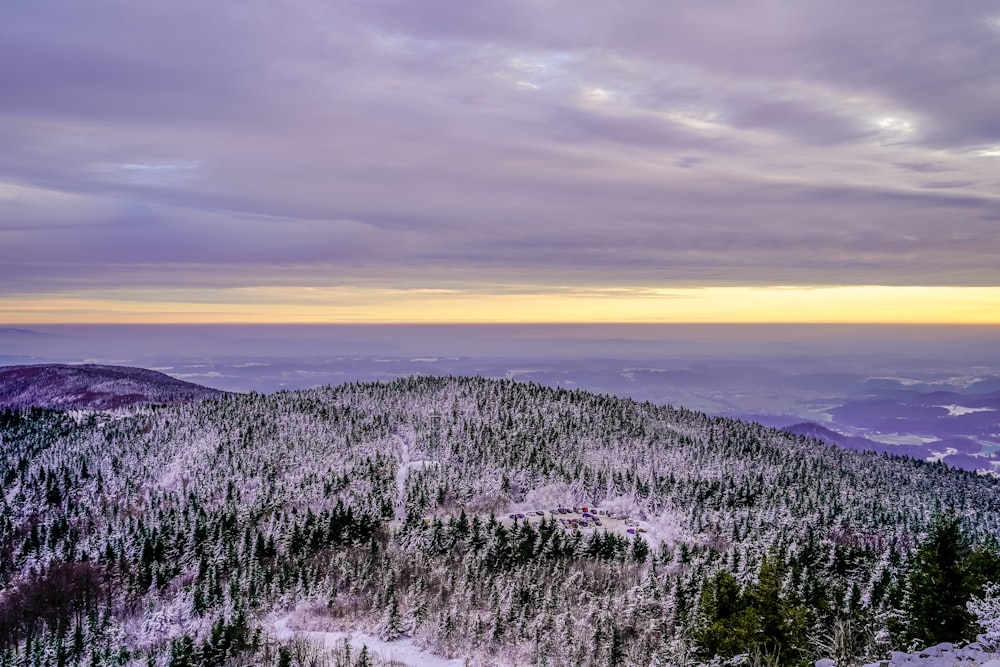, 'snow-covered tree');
969,583,1000,651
